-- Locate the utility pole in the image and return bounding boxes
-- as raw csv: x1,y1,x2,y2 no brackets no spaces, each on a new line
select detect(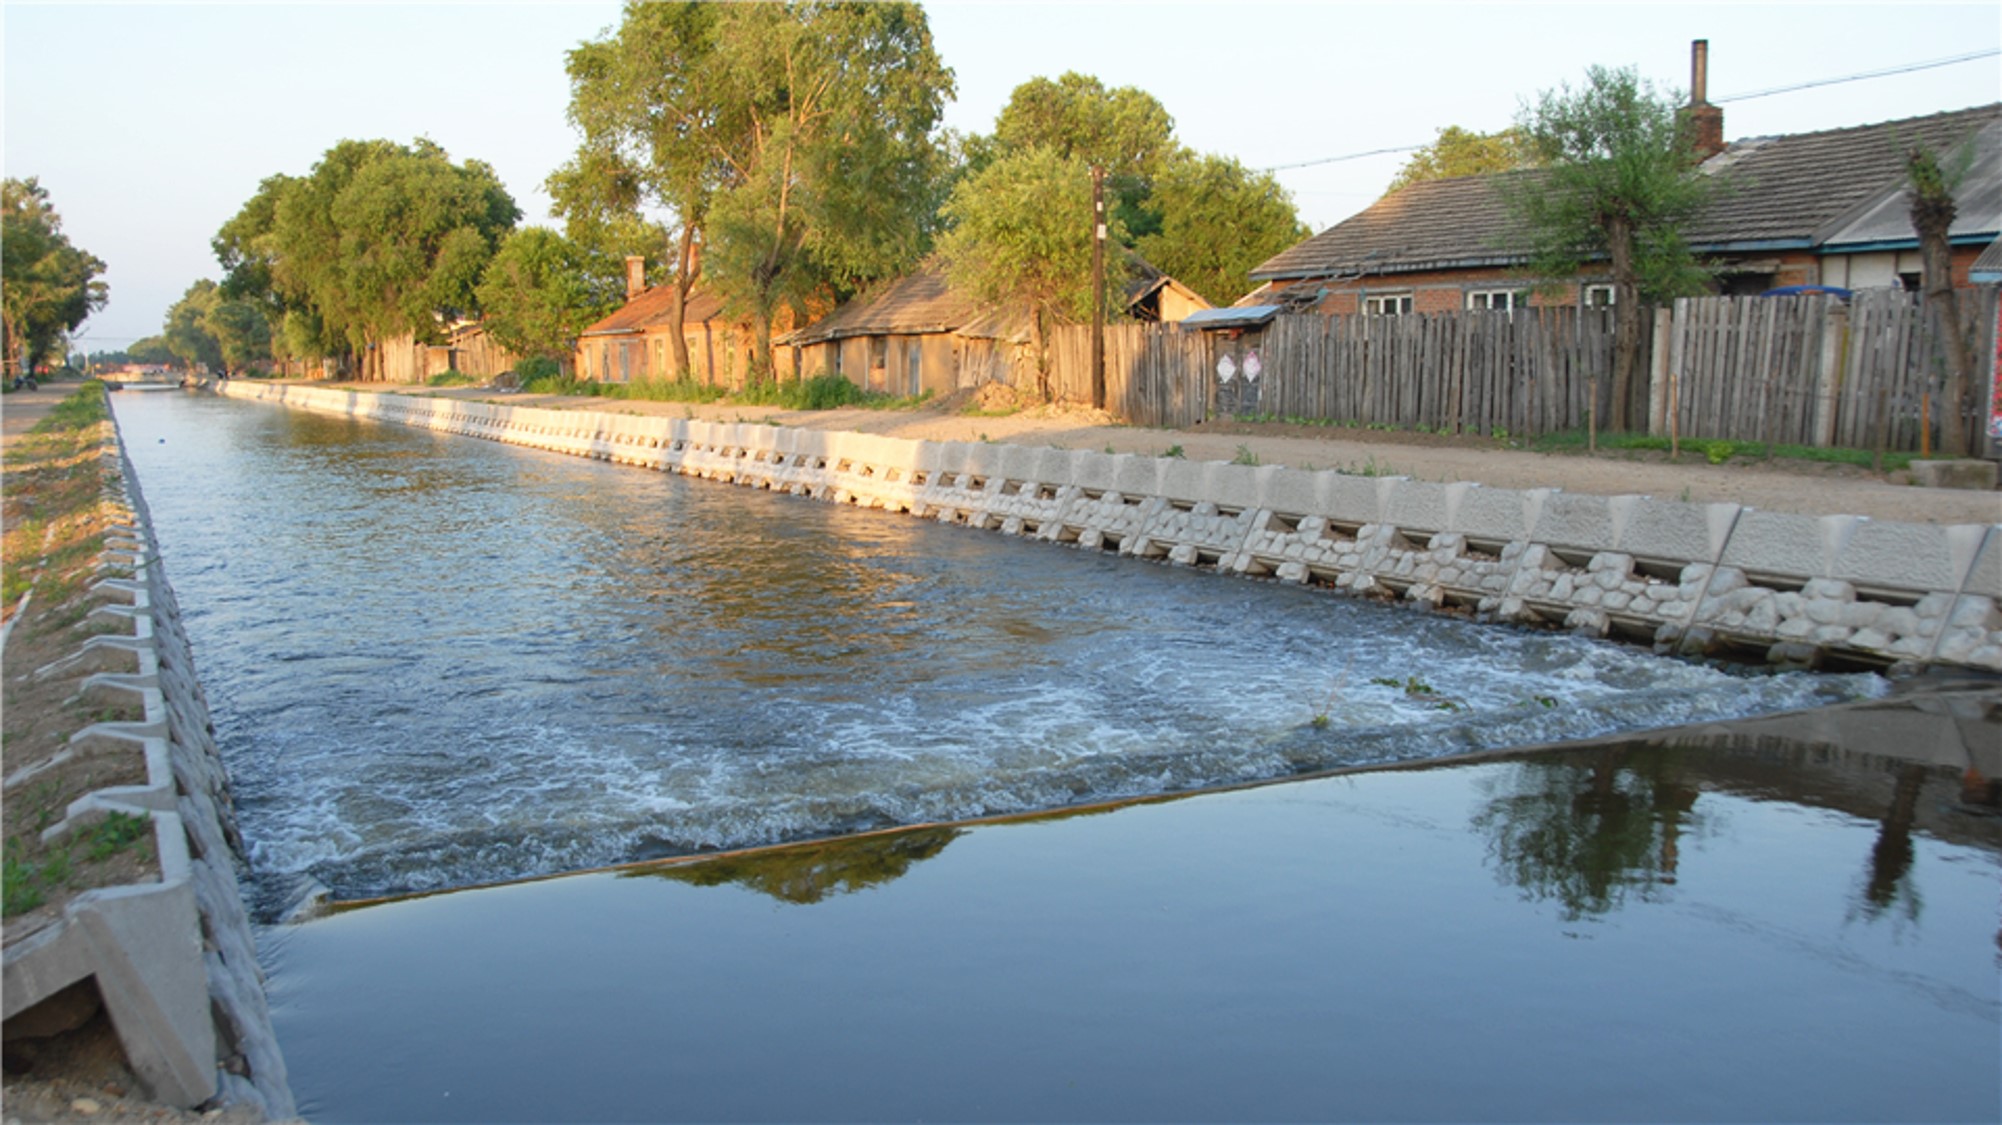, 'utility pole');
1090,165,1107,411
